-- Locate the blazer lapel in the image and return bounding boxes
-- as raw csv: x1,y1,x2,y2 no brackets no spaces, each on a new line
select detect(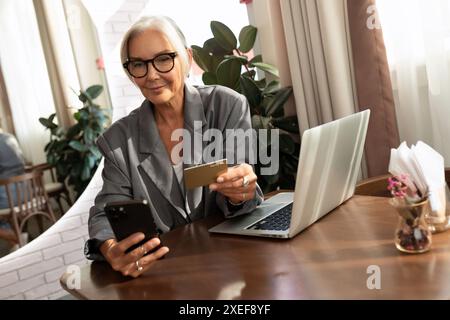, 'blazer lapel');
137,100,188,222
183,84,208,217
